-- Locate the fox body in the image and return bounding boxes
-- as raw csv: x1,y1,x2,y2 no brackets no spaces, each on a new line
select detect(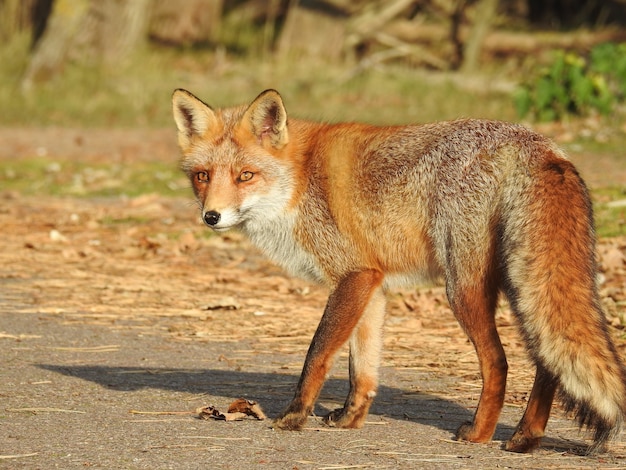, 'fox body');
172,88,626,453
